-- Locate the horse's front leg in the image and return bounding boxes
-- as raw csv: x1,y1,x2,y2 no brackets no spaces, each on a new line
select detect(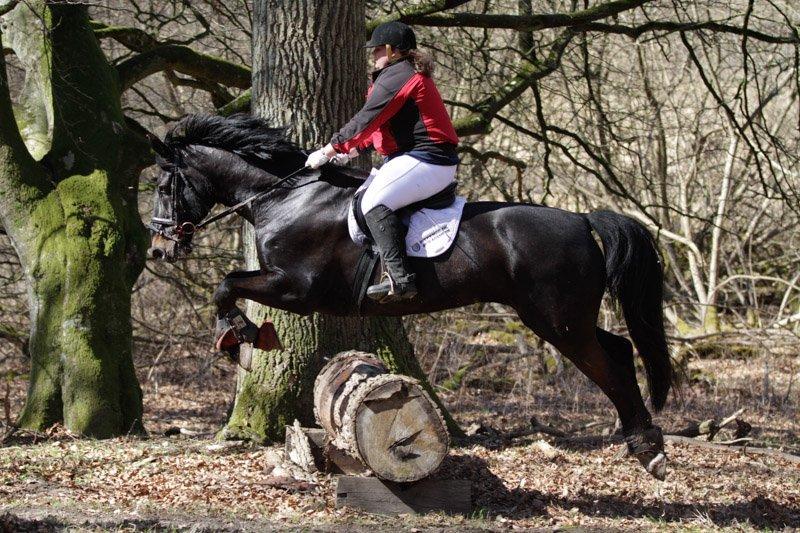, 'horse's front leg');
212,270,284,364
